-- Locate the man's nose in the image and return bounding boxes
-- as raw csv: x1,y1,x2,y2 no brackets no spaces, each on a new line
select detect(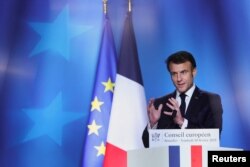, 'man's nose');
177,73,182,81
